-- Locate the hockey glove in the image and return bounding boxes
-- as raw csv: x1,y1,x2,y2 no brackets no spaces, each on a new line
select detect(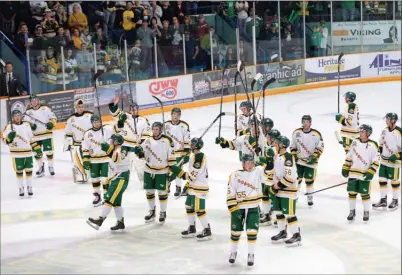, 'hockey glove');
182,155,190,164
388,152,400,163
256,156,267,166
170,165,184,178
31,123,37,131
307,155,317,165
119,113,127,123
7,131,16,143
363,171,374,181
269,185,278,195
133,146,144,158
83,160,91,170
341,168,349,178
266,148,275,162
101,142,112,153
254,146,262,156
291,149,298,162
215,137,229,148
46,122,54,130
33,147,43,159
